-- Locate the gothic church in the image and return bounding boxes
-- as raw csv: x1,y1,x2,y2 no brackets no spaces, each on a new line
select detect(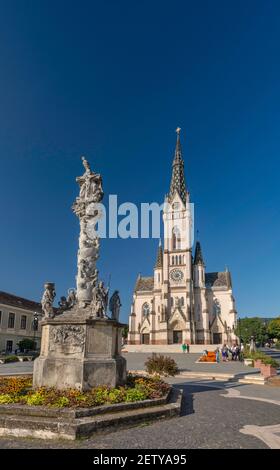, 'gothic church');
128,129,237,345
